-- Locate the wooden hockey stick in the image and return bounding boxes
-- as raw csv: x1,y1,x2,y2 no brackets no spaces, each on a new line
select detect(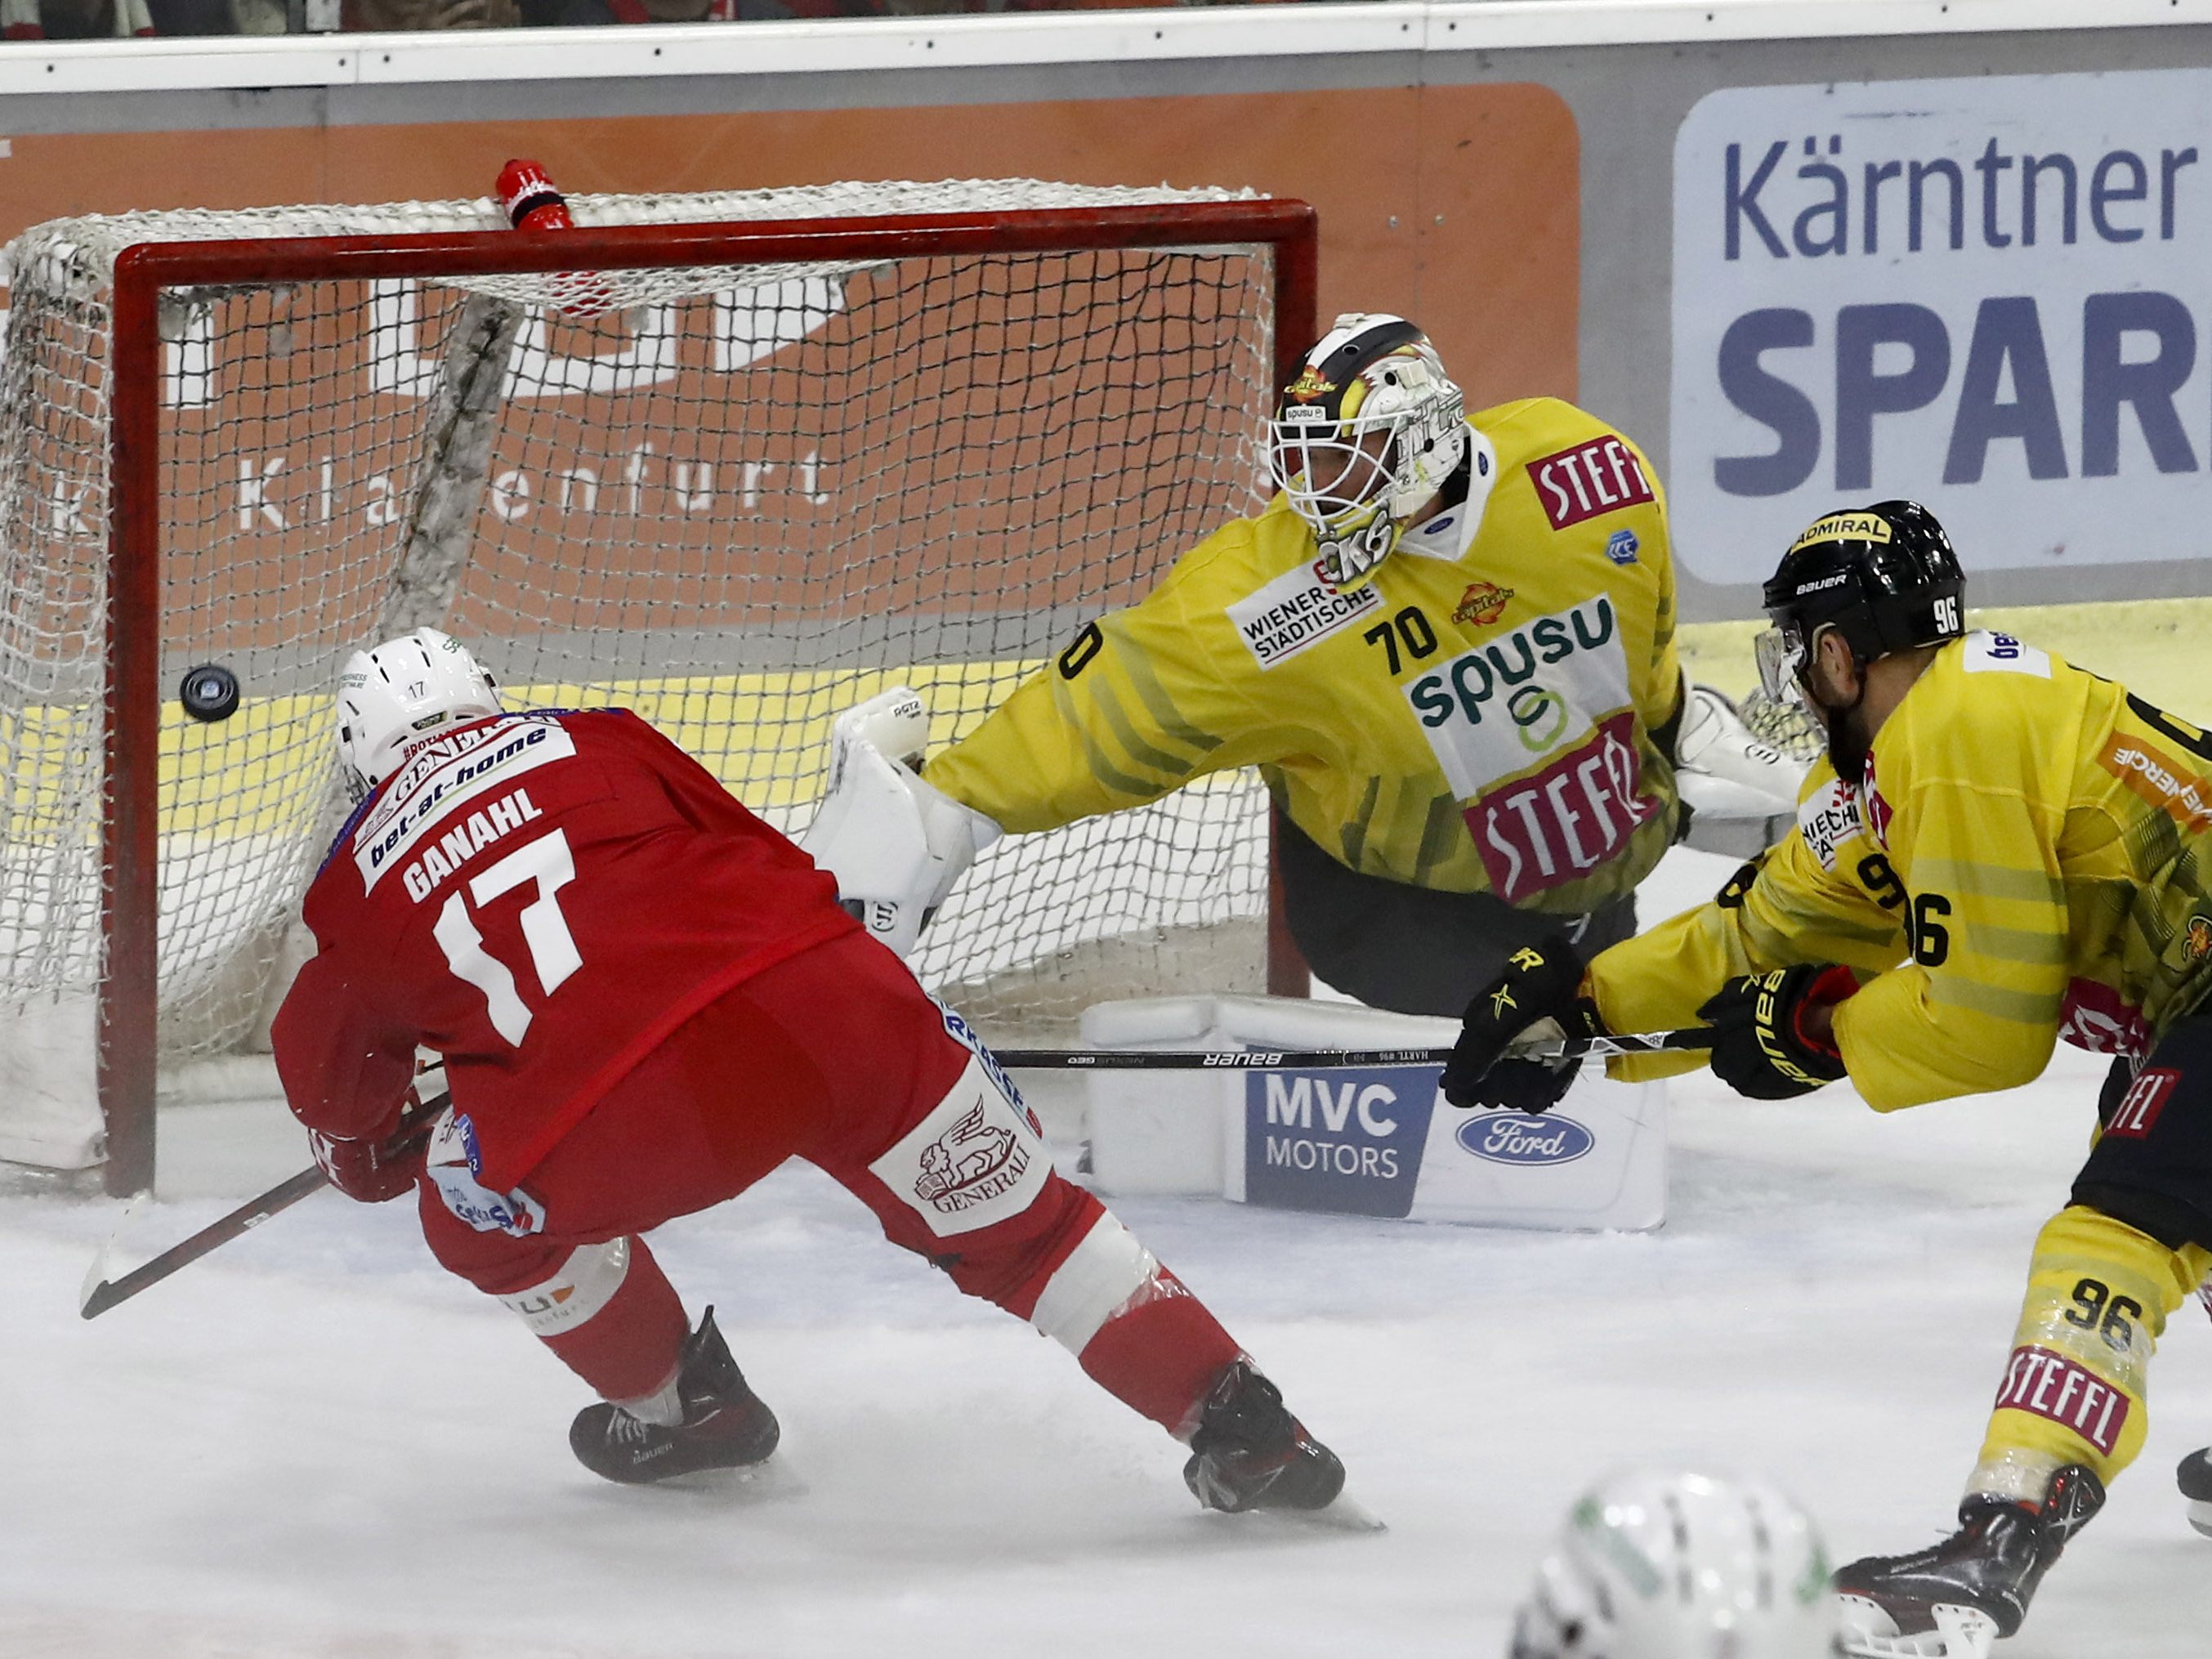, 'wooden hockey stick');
79,1098,447,1321
993,1028,1715,1071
